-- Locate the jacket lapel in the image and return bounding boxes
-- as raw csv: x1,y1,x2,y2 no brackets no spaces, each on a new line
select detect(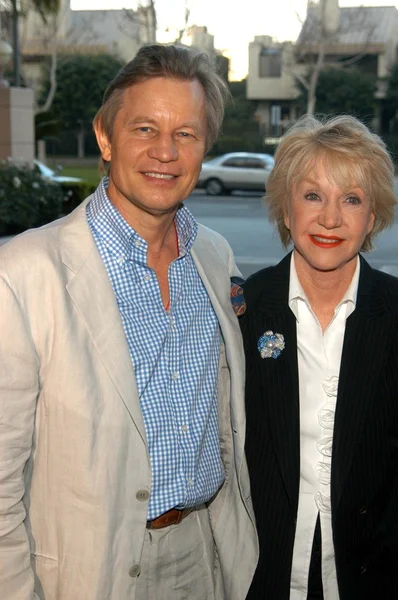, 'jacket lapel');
253,254,300,513
190,231,246,468
331,256,392,508
59,202,147,443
